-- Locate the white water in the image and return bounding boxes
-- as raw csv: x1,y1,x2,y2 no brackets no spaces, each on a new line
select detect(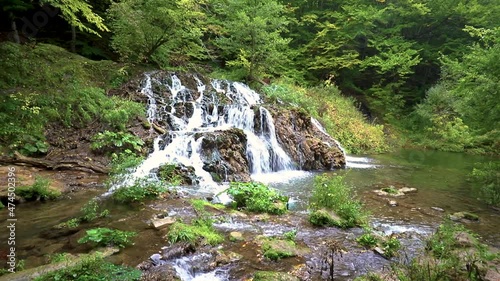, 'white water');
173,254,230,281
